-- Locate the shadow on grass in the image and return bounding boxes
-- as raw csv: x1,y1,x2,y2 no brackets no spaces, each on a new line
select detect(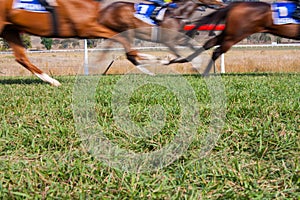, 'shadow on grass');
0,73,297,86
0,78,44,85
0,76,73,85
